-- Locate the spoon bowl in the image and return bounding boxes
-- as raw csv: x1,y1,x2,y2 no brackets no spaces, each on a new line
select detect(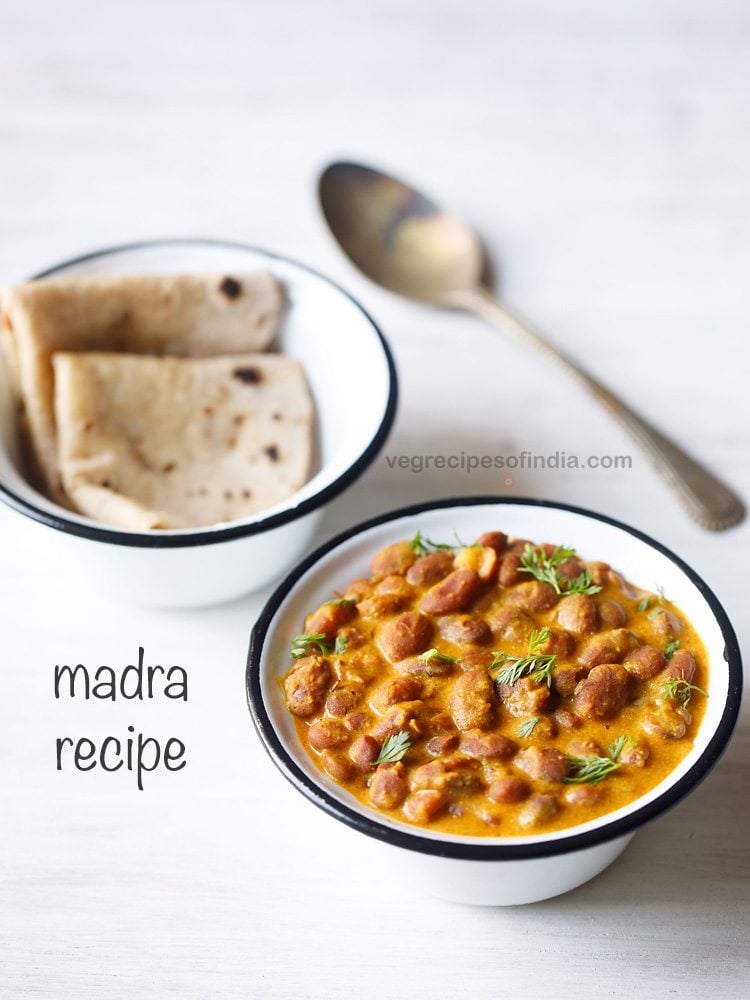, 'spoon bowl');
319,162,483,303
318,159,744,531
